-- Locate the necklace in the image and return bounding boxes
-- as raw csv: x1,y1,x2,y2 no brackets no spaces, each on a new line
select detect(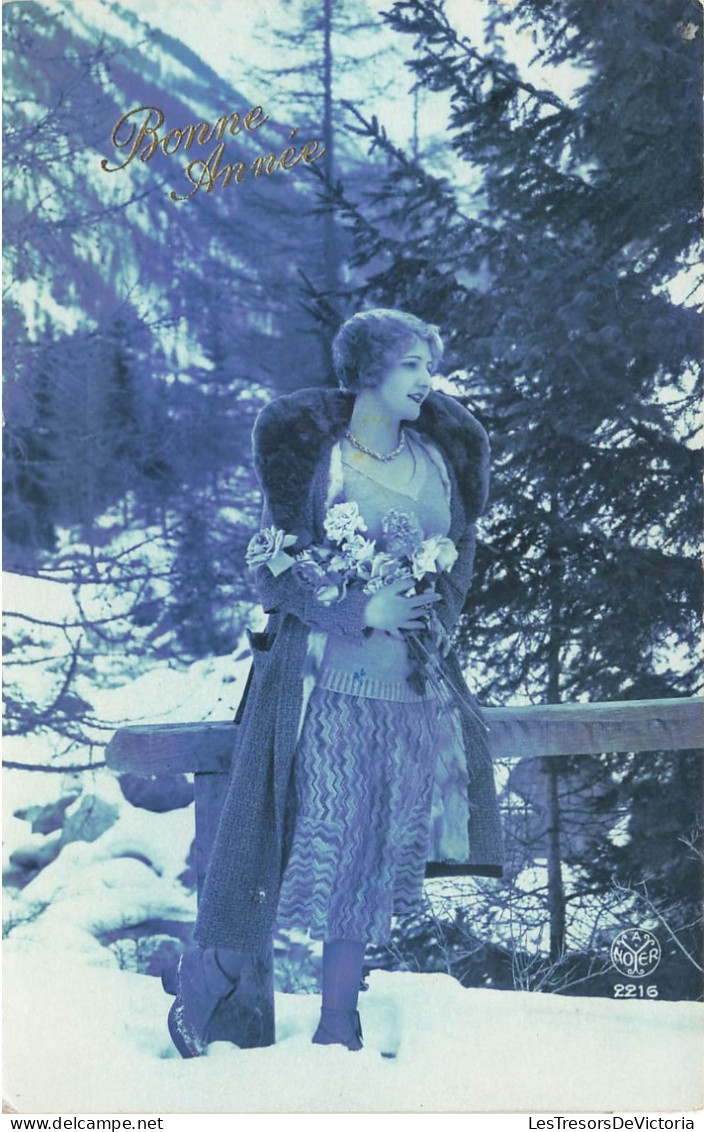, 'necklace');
345,428,406,462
